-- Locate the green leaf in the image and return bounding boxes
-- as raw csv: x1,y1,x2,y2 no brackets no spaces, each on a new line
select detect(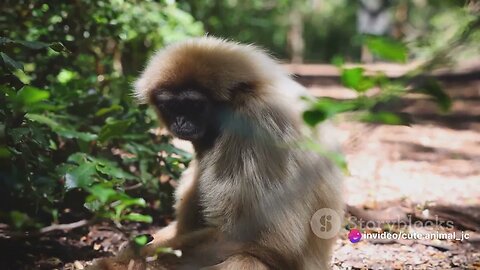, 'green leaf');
26,114,98,141
26,113,61,129
123,213,153,223
65,162,97,189
340,68,375,92
49,42,70,53
67,152,89,164
57,129,98,141
133,235,152,246
10,211,33,229
98,119,132,143
303,98,359,126
360,112,406,125
57,69,77,84
96,161,136,180
84,200,102,212
0,38,48,49
16,86,50,105
303,110,328,127
0,146,11,158
86,184,118,203
365,36,407,63
127,142,157,156
118,198,147,208
113,197,148,221
331,55,344,67
17,40,49,50
1,52,23,71
95,105,124,117
415,79,452,112
157,143,193,159
341,67,363,89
